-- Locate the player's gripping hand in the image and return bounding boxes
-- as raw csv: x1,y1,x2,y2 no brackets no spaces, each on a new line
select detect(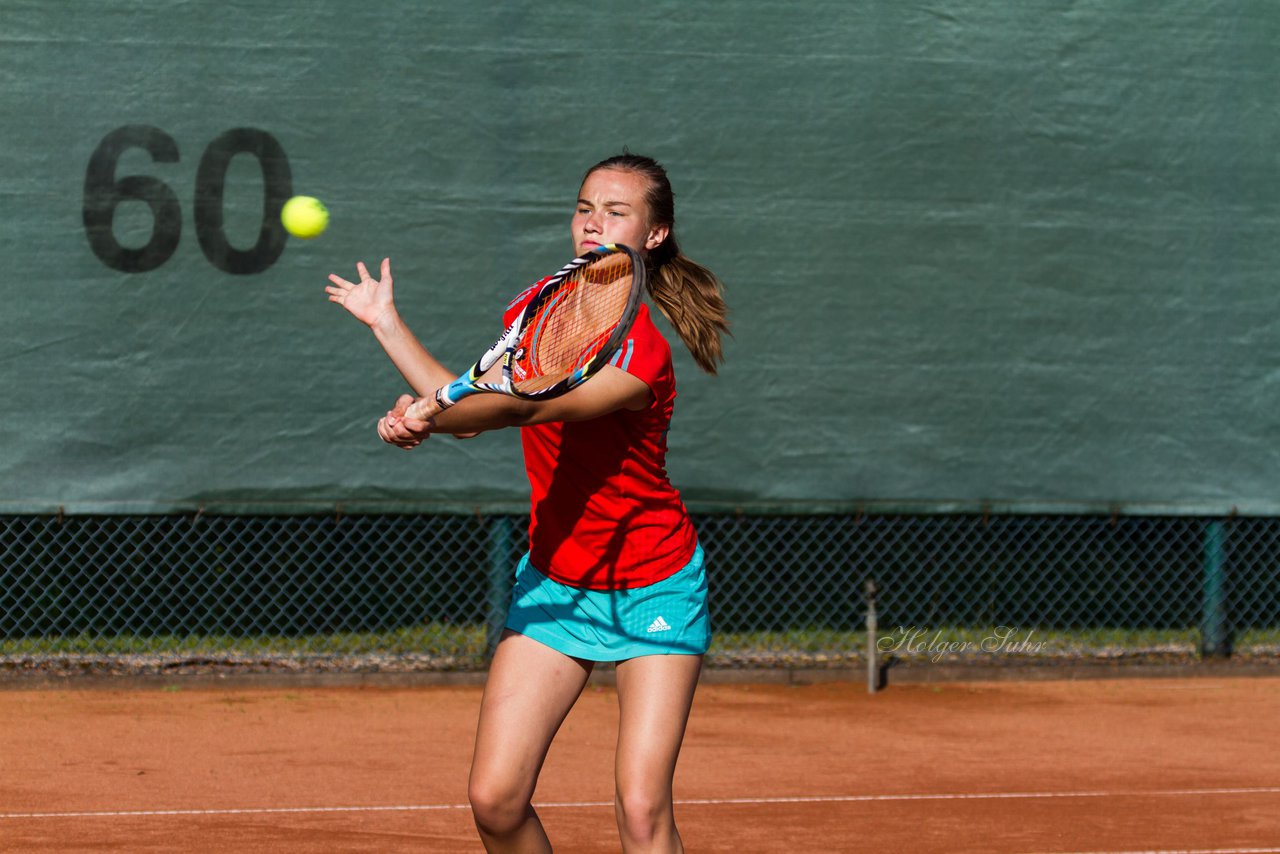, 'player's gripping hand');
378,393,434,450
